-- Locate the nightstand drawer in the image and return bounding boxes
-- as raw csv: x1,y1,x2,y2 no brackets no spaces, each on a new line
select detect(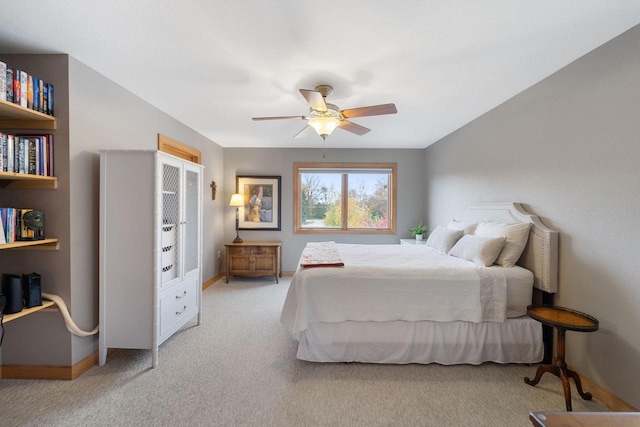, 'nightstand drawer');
252,246,275,255
228,245,276,255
